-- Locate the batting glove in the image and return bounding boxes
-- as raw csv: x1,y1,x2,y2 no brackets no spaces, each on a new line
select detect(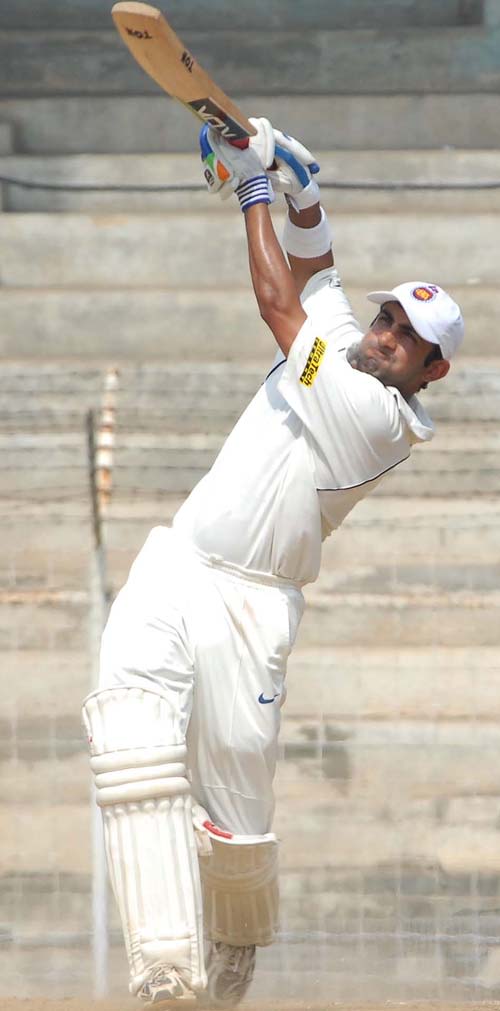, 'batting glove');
199,117,275,196
268,129,321,211
199,123,274,210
